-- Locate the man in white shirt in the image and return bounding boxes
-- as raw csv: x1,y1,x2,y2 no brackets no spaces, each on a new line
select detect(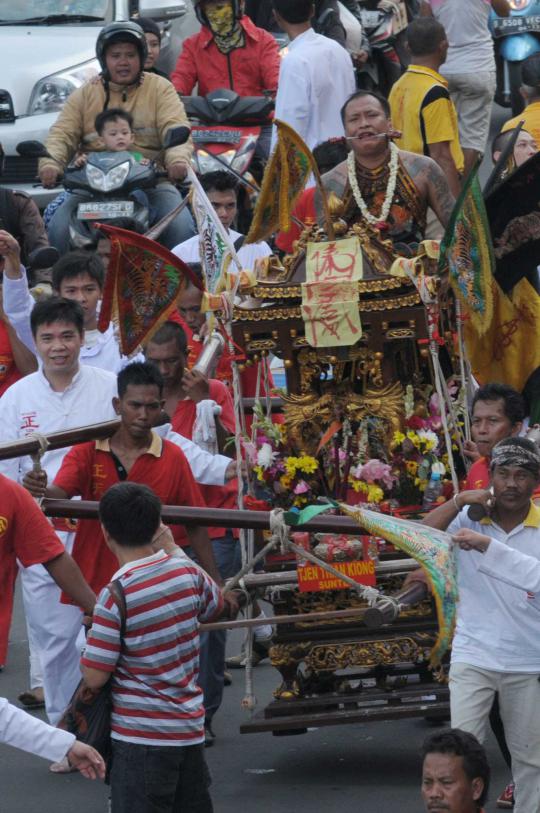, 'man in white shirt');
0,297,119,727
0,231,132,374
0,697,105,778
271,0,356,150
172,170,272,270
422,436,540,813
